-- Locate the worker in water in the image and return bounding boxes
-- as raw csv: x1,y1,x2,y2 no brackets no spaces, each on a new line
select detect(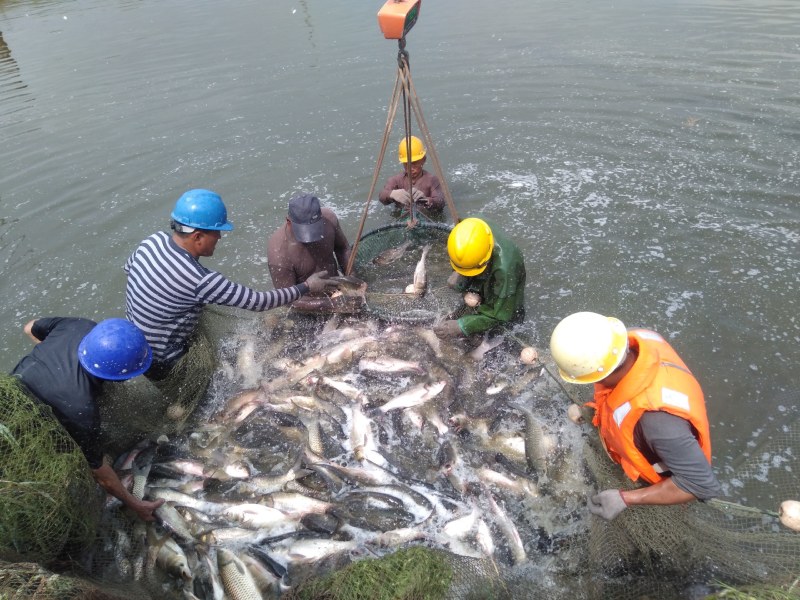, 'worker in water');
549,311,722,520
379,136,444,214
125,189,335,379
10,317,164,521
267,193,364,314
434,217,526,338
